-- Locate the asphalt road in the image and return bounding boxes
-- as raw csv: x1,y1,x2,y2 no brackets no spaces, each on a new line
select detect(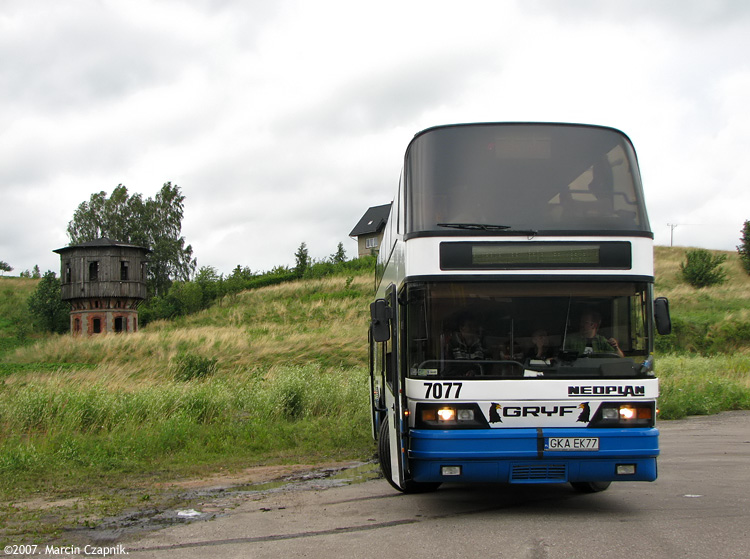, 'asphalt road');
126,410,750,559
